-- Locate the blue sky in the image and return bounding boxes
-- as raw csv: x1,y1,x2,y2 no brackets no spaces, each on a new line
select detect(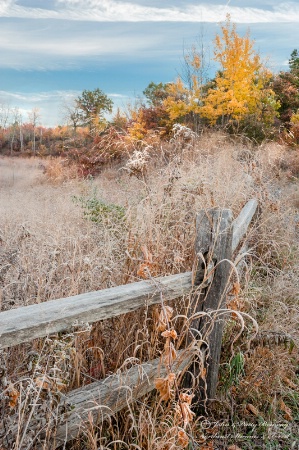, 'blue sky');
0,0,299,126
